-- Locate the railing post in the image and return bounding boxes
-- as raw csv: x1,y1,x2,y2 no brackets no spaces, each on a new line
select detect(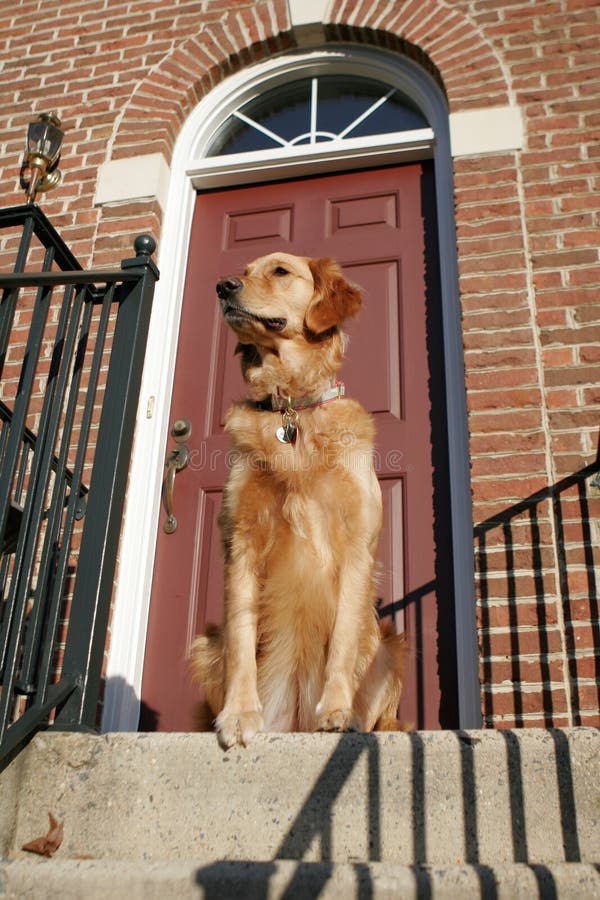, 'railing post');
54,235,158,730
